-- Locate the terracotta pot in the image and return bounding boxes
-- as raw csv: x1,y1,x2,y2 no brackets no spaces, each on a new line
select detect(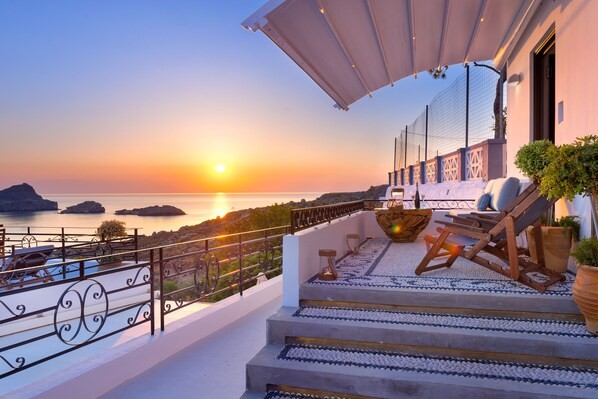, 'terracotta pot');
572,265,598,335
526,226,572,273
